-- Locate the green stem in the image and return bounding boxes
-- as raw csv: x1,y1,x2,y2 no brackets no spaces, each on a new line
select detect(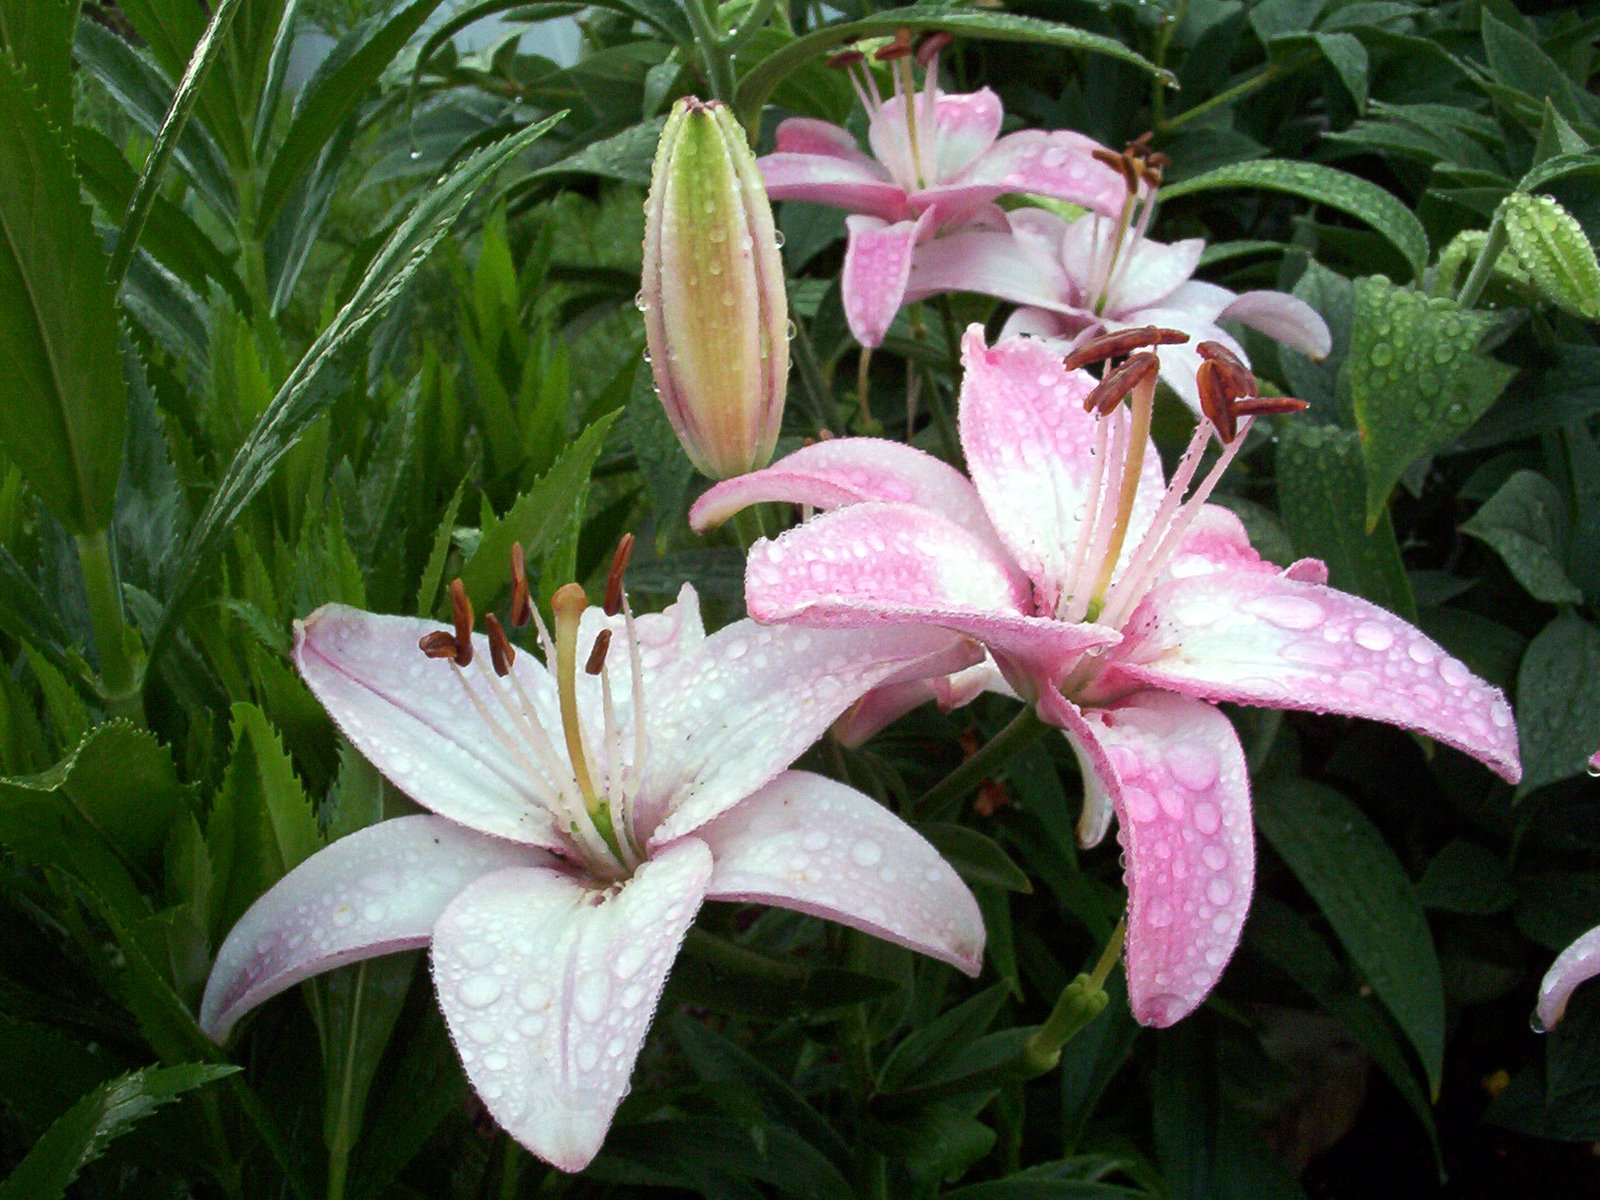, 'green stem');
916,706,1048,821
1020,918,1124,1073
723,0,782,52
1157,52,1312,134
1456,211,1508,309
685,0,736,102
75,530,144,724
729,504,770,550
1149,0,1189,130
